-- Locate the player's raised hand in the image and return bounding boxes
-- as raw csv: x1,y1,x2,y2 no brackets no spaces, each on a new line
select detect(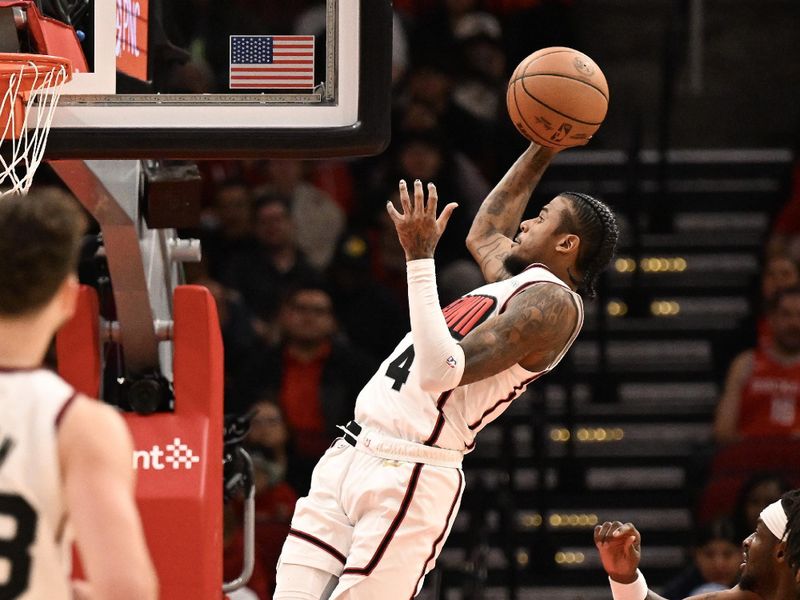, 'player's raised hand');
594,521,642,583
387,179,458,261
